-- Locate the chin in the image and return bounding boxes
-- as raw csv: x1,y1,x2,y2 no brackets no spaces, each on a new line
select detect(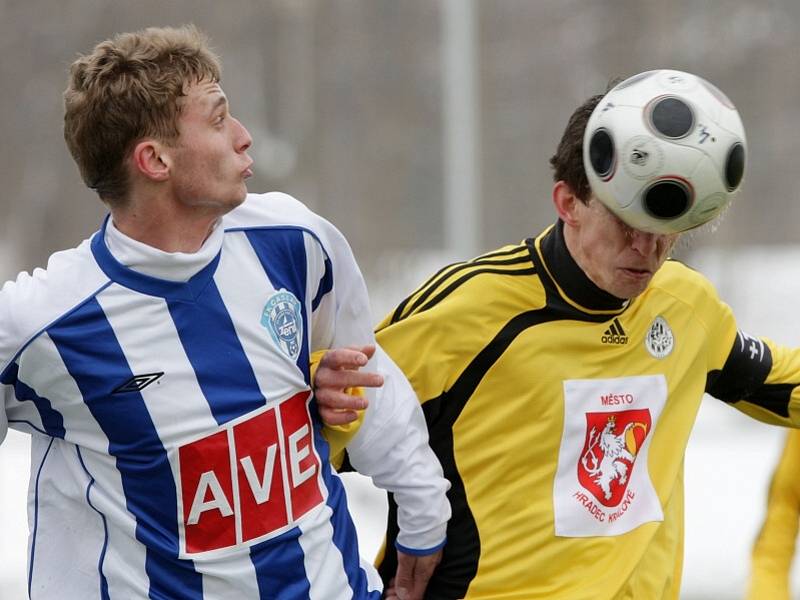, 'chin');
617,284,648,300
229,188,248,206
